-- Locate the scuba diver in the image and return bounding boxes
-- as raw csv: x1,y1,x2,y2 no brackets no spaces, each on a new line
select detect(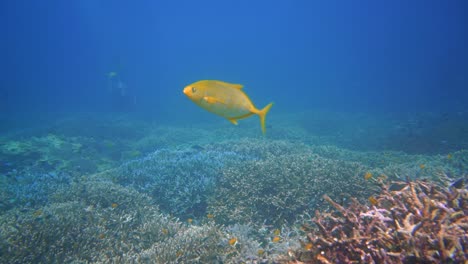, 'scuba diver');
107,71,136,111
